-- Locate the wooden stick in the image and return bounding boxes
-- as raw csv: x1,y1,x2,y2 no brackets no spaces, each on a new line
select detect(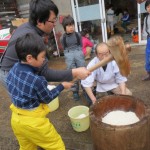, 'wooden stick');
88,54,113,72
